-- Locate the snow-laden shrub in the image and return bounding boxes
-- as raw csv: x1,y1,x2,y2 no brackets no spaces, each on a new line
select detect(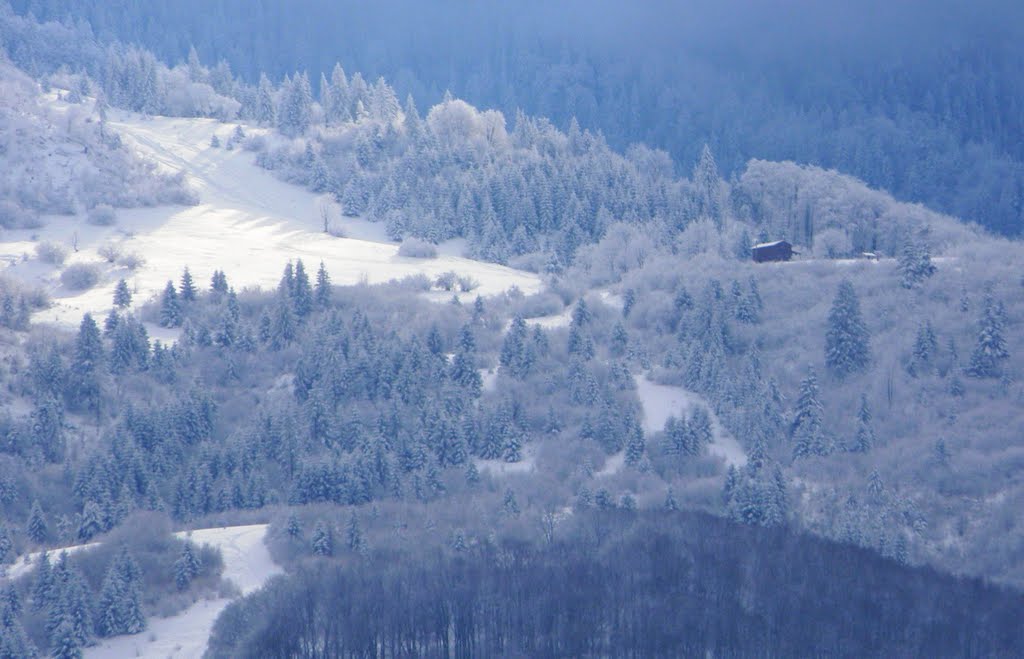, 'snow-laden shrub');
60,263,101,290
457,275,479,293
426,98,509,156
434,271,459,291
0,201,39,229
161,68,240,119
35,241,67,266
98,243,122,263
87,204,117,226
514,291,564,319
397,237,438,259
117,252,146,271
